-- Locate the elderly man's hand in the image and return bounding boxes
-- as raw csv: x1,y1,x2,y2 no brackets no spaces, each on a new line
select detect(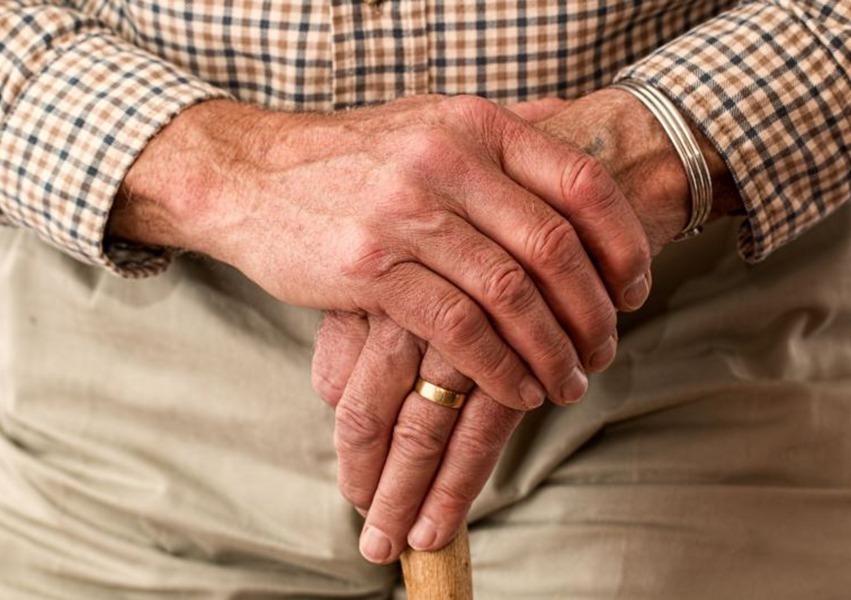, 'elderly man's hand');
111,95,651,412
313,89,742,564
